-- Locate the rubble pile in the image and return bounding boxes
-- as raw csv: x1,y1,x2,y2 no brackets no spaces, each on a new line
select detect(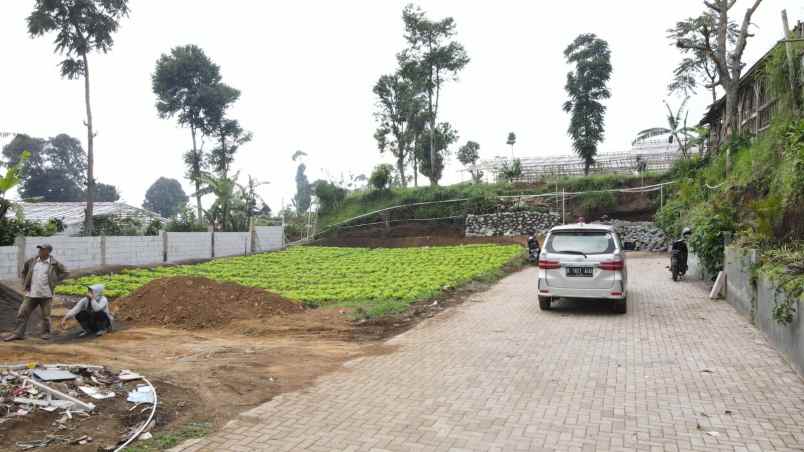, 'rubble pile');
0,364,155,451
